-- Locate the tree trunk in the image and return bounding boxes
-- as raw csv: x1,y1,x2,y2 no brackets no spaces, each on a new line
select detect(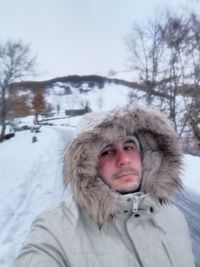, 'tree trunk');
0,86,6,142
